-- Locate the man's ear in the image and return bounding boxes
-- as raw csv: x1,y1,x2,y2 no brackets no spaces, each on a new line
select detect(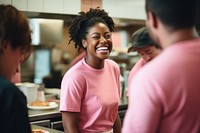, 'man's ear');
82,39,87,48
0,41,9,53
148,11,158,29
